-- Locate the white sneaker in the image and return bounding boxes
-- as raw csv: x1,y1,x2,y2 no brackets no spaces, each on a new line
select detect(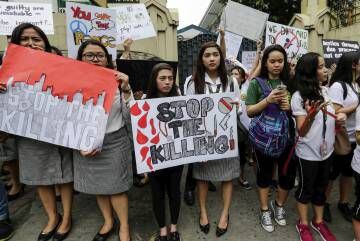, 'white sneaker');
260,209,274,232
270,200,287,226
